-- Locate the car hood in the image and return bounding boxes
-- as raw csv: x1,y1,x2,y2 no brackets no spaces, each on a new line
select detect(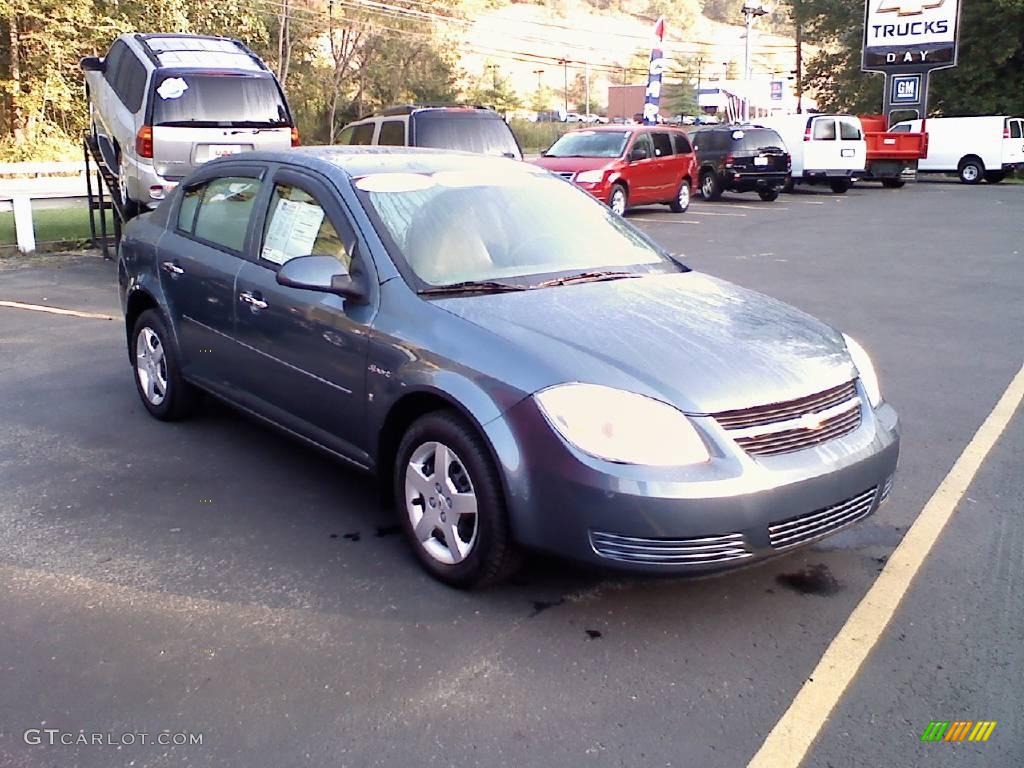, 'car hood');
432,271,855,414
530,156,619,174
